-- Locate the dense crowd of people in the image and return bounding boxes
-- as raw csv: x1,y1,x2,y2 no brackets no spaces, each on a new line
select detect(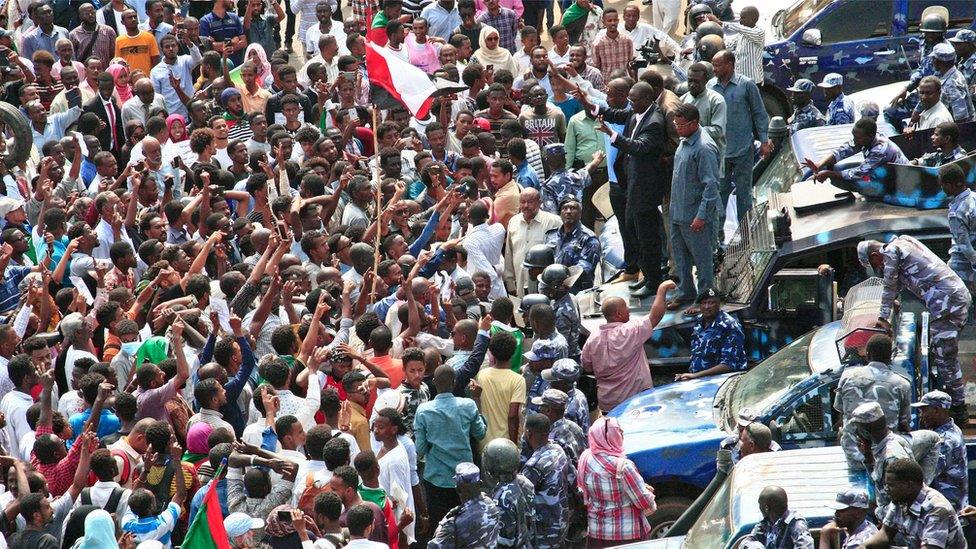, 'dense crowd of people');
5,0,976,546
